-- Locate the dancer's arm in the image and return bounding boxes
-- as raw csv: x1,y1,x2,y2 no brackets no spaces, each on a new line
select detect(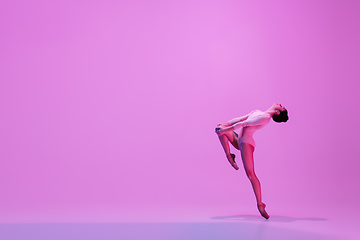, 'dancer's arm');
217,115,268,133
225,111,254,126
216,112,252,133
218,121,248,132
